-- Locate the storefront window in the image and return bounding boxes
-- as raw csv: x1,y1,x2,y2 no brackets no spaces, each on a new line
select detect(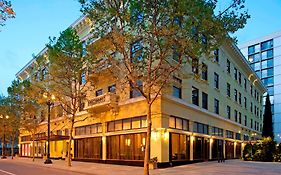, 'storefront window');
193,136,209,160
107,133,146,160
170,133,190,161
74,137,102,159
